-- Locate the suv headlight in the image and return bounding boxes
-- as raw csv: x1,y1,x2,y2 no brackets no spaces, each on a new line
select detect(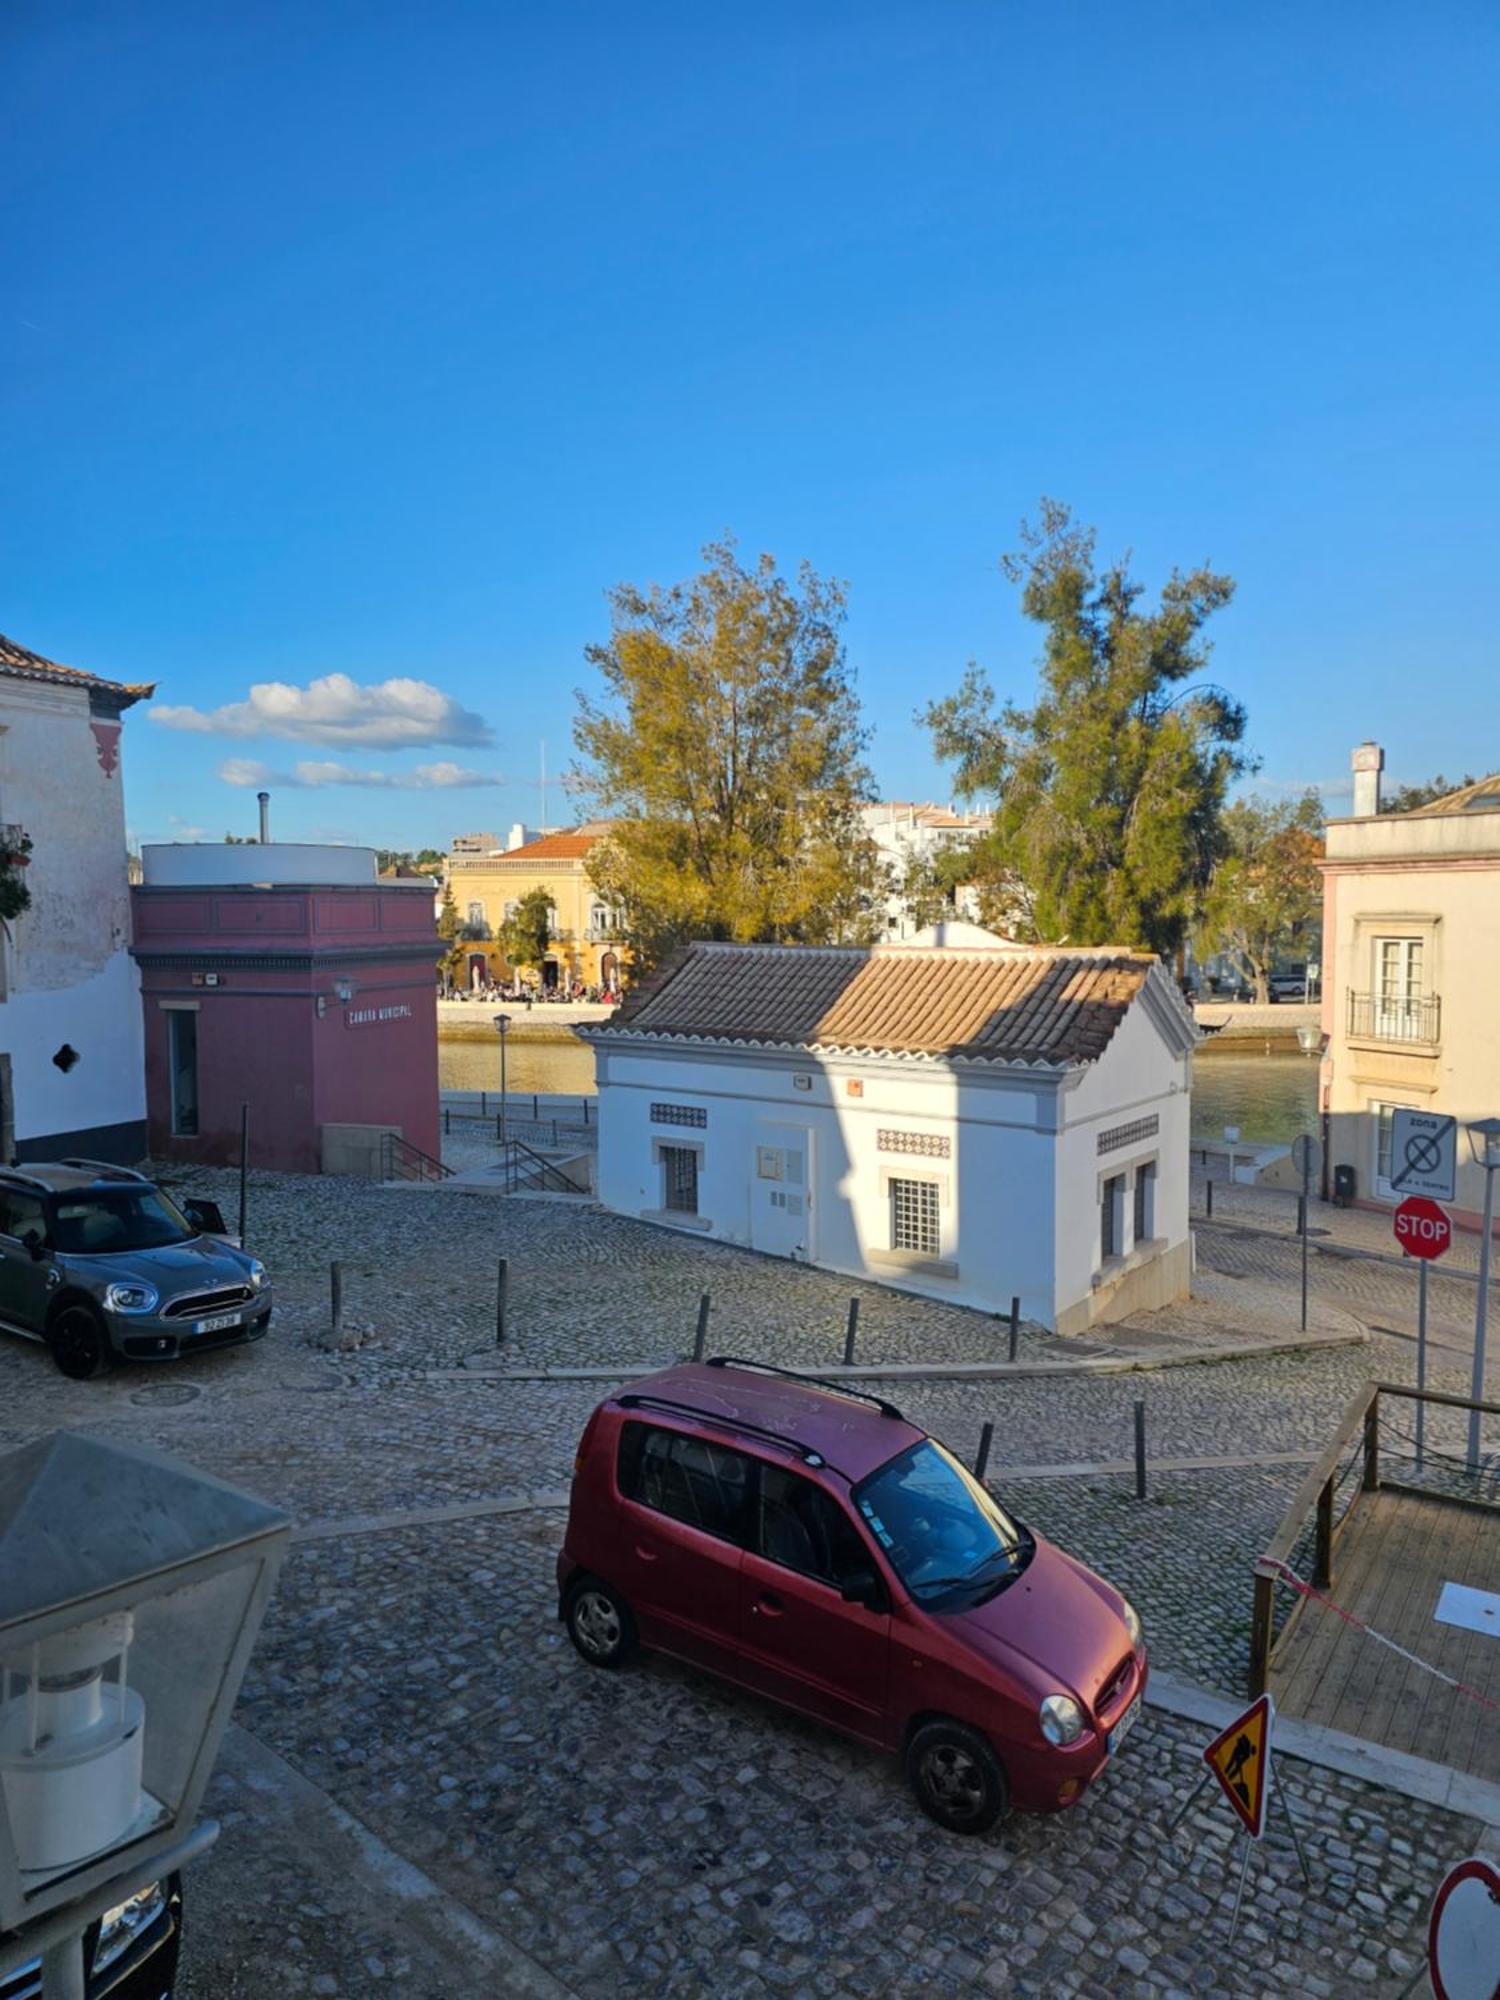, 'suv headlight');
248,1259,267,1291
104,1281,160,1315
93,1880,166,1973
1123,1598,1142,1650
1039,1694,1085,1746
